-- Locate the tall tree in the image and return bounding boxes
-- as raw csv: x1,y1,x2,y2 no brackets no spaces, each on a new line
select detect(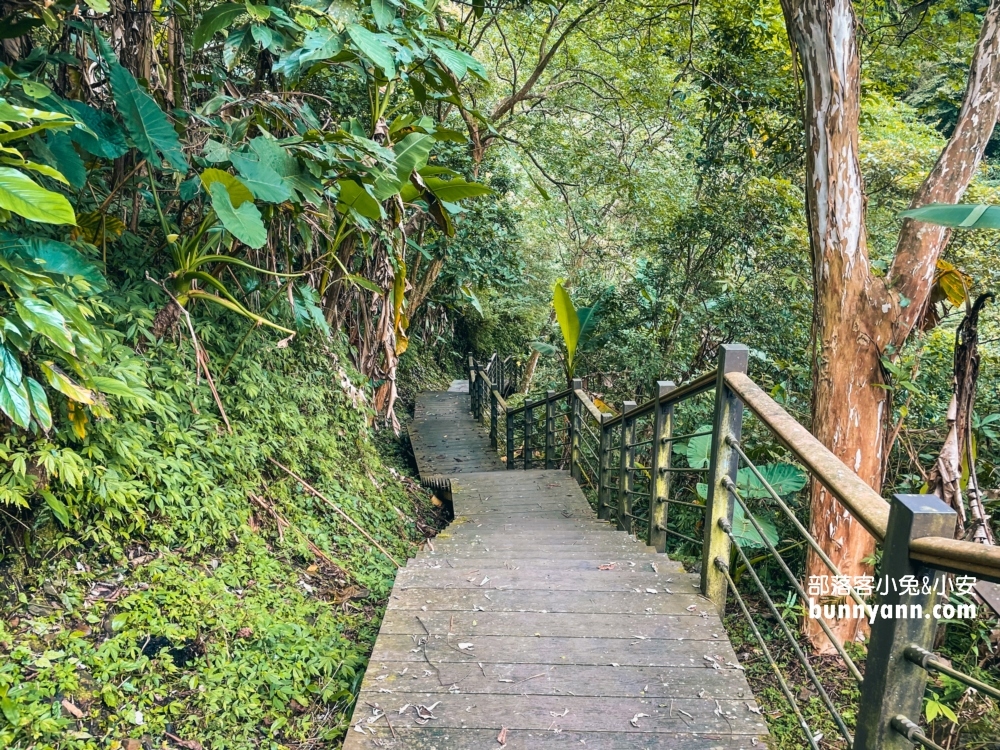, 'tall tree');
780,0,1000,649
